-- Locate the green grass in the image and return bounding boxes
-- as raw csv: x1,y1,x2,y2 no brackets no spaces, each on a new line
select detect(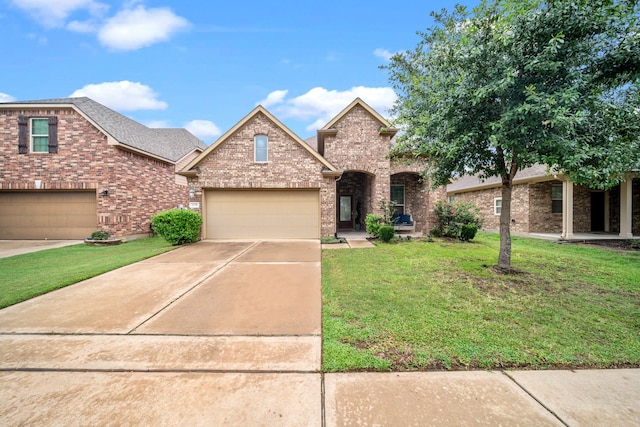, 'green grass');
0,237,176,309
322,232,640,372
